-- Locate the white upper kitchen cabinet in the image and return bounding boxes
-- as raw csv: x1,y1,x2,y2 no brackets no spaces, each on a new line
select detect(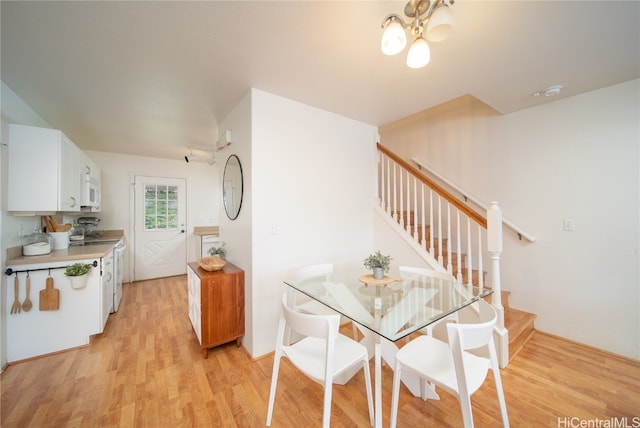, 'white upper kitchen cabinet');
8,124,83,212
